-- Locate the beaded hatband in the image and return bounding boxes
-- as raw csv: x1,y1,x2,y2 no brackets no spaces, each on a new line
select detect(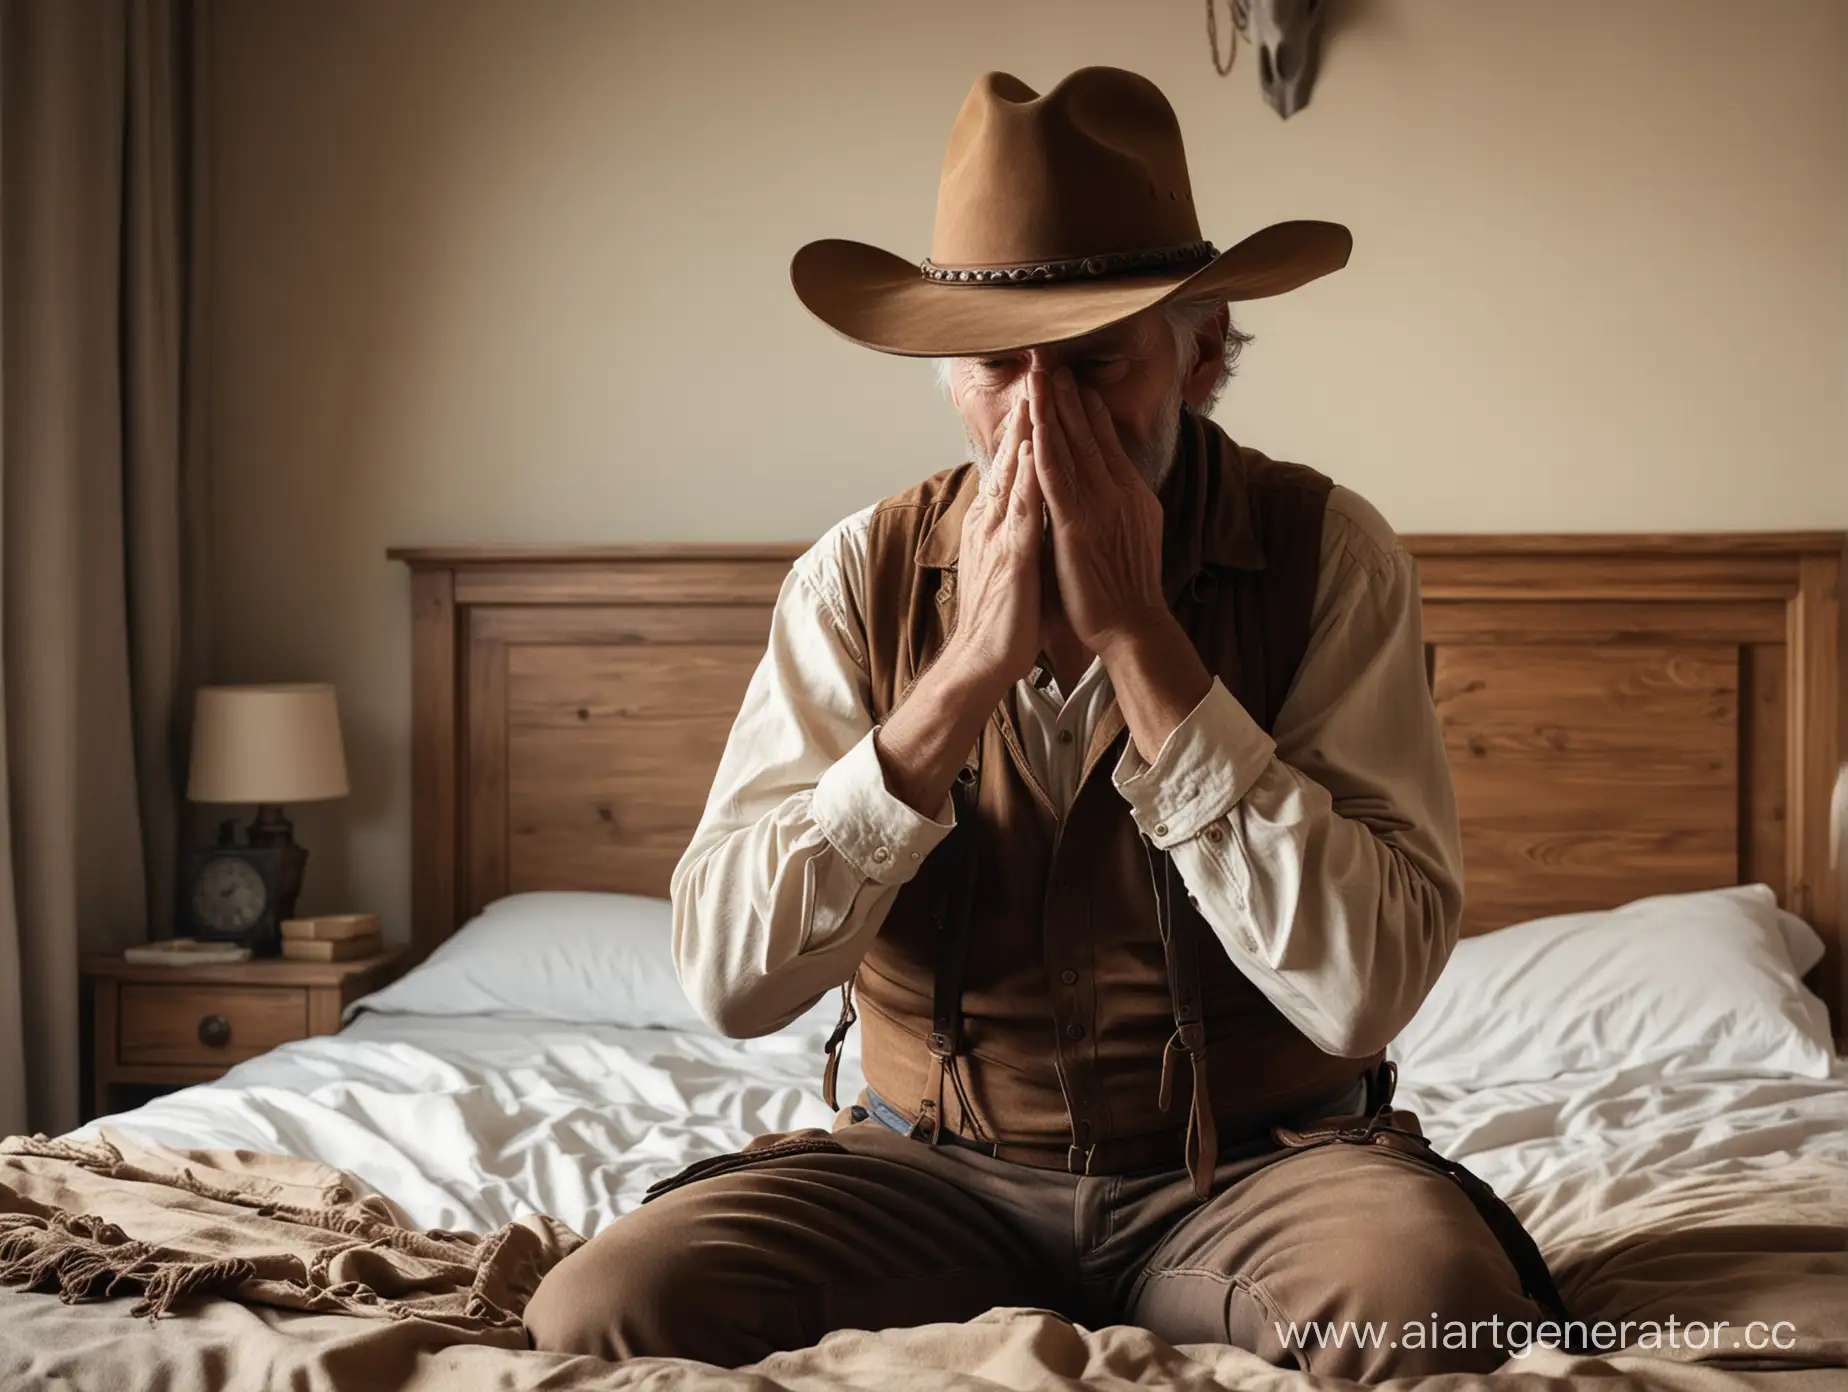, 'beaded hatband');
918,239,1218,286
